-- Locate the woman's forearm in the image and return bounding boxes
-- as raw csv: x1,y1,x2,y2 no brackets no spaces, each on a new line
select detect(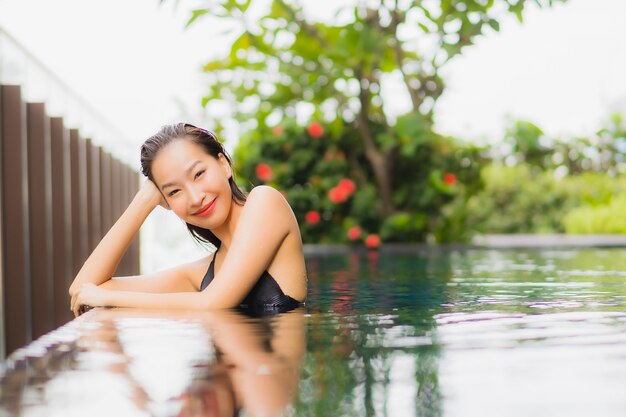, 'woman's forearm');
69,192,156,295
104,290,207,310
